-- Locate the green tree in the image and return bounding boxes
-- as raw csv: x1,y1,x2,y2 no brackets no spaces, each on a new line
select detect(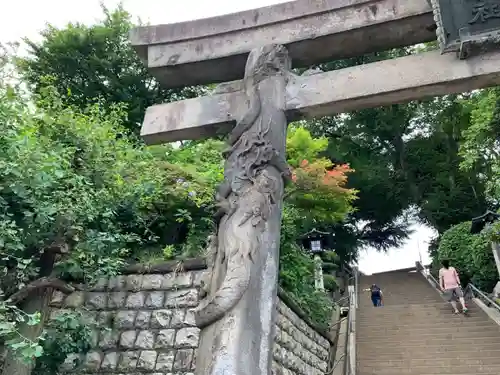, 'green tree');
436,222,496,291
17,4,205,137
